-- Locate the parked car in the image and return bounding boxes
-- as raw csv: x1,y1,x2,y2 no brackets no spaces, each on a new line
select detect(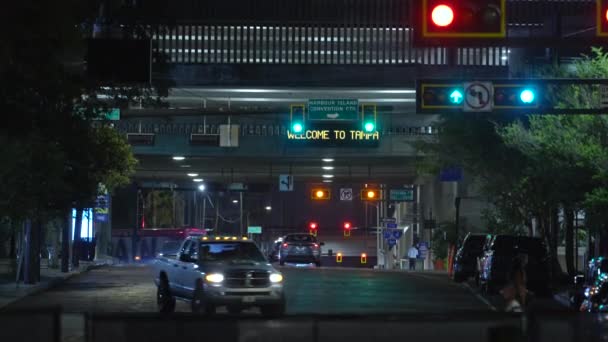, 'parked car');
478,235,550,295
452,233,491,282
571,257,608,310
